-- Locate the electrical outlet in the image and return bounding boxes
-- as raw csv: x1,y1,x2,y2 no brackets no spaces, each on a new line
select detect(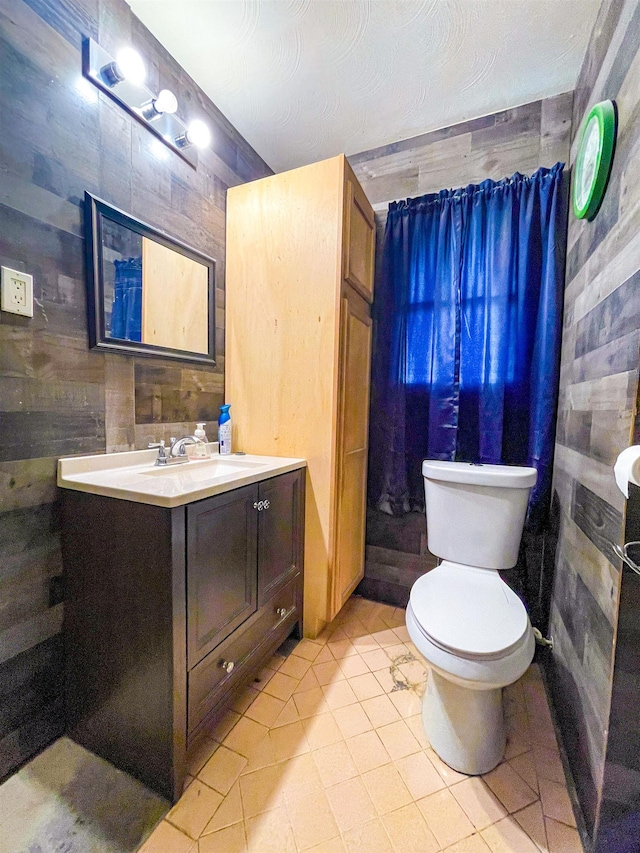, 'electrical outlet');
1,266,33,317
